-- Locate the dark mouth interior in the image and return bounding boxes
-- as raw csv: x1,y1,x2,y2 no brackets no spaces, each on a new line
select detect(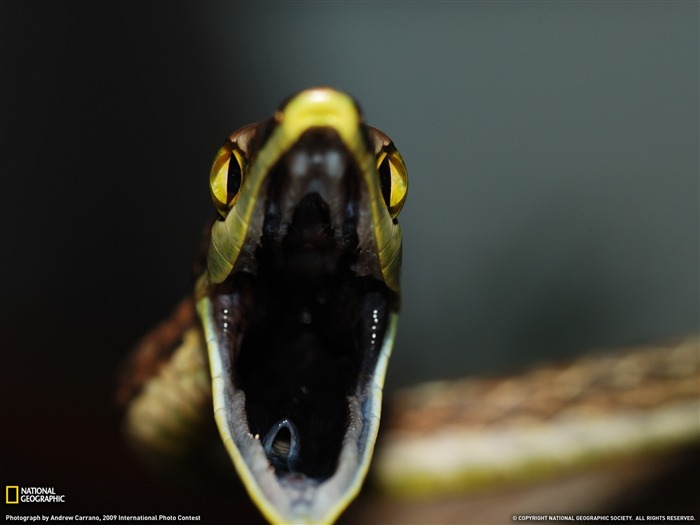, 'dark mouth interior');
235,269,360,479
228,132,393,481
